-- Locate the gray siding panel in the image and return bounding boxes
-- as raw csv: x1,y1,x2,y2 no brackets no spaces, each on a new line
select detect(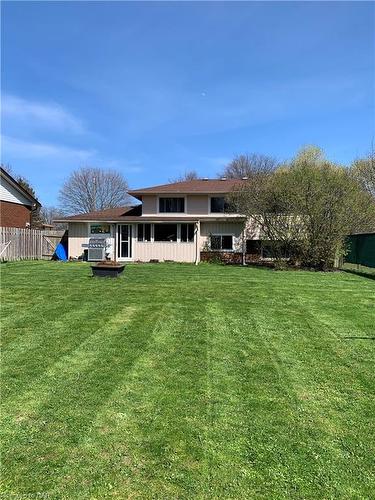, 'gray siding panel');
68,222,88,258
